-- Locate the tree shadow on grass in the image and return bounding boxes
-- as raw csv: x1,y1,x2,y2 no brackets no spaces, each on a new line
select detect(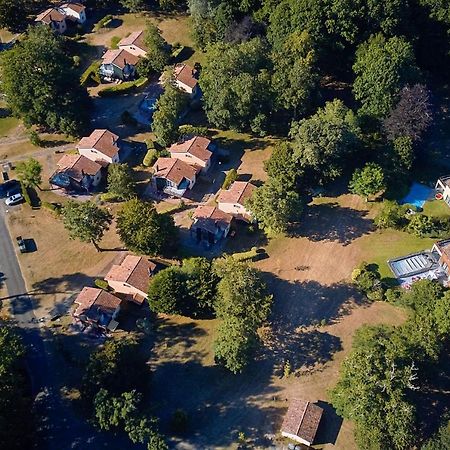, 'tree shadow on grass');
291,202,374,246
31,273,97,296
